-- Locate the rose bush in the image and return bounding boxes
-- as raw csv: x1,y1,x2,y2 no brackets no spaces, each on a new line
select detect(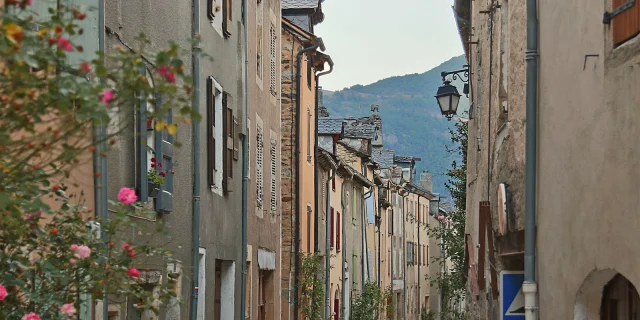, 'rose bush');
0,1,198,319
